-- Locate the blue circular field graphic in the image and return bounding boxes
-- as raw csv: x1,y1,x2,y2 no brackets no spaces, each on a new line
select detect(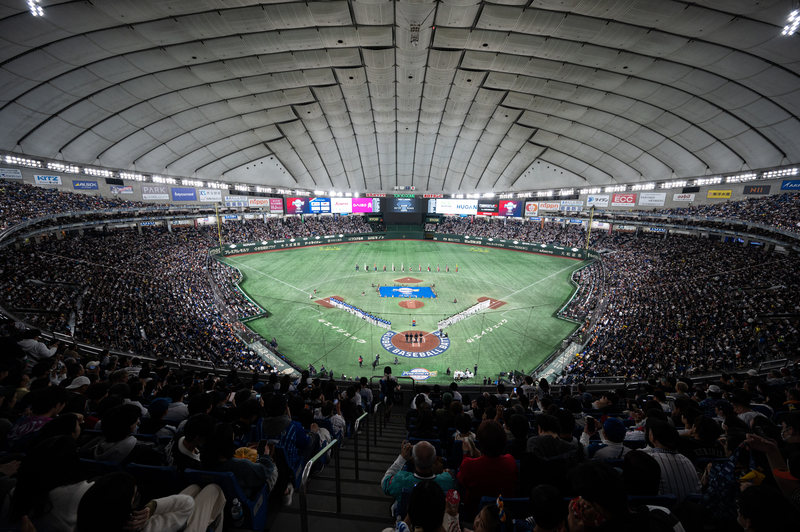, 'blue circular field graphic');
380,330,451,358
